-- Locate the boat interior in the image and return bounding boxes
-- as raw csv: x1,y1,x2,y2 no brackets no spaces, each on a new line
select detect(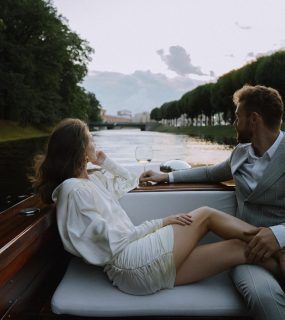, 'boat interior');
0,181,253,320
